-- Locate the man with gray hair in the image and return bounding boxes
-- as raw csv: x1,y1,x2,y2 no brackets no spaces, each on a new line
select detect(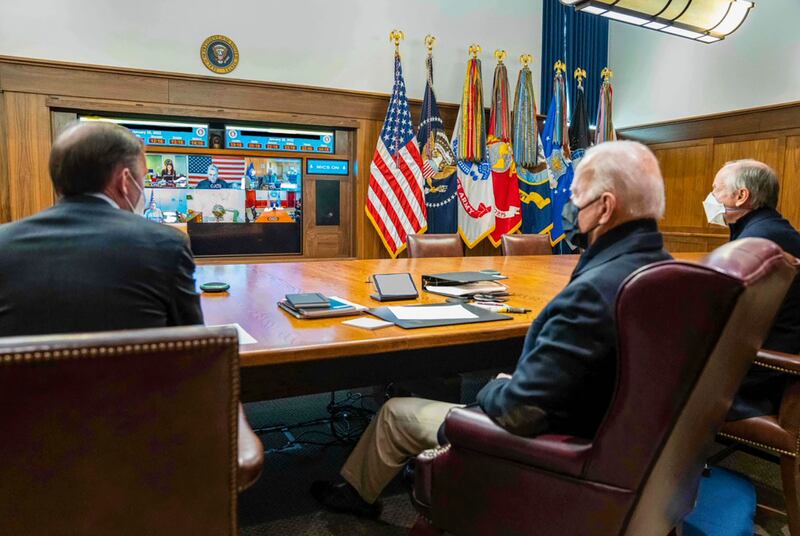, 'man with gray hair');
705,160,800,419
312,140,672,518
